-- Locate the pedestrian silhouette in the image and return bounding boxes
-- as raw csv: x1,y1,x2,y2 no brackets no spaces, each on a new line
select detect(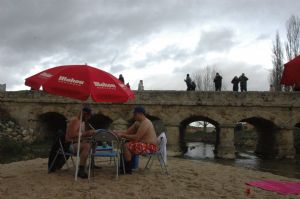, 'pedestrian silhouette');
231,76,239,92
138,80,144,91
118,74,125,84
184,74,192,91
213,73,222,91
239,73,248,92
